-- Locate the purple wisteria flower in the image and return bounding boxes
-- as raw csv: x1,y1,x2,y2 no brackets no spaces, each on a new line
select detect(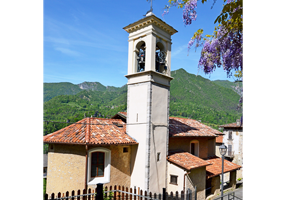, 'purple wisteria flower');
183,0,198,25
